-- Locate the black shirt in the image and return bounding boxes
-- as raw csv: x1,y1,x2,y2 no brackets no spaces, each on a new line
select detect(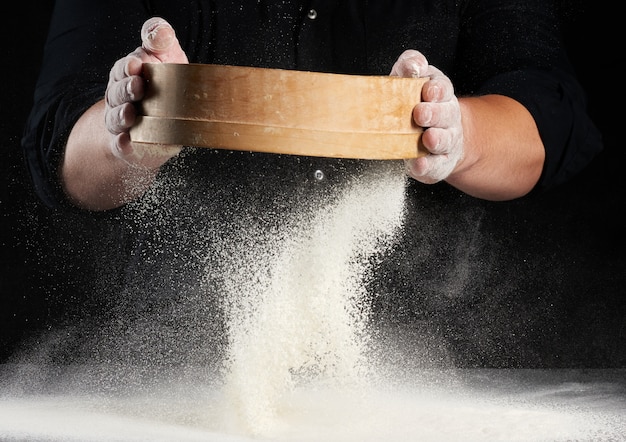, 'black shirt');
22,0,603,209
